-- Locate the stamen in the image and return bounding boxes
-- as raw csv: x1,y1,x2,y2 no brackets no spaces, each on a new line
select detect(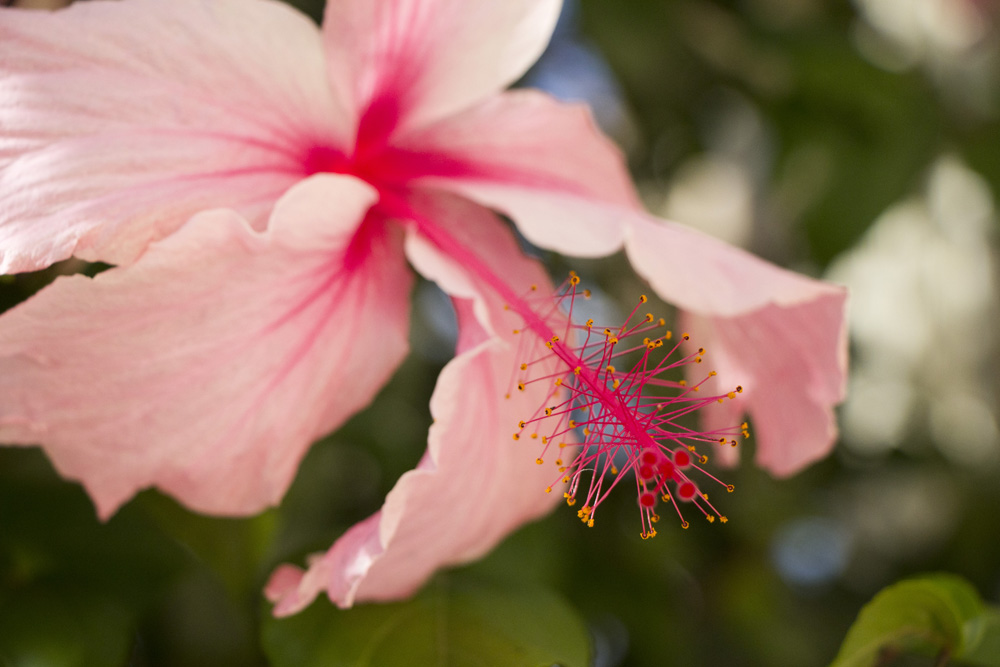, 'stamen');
511,273,746,535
